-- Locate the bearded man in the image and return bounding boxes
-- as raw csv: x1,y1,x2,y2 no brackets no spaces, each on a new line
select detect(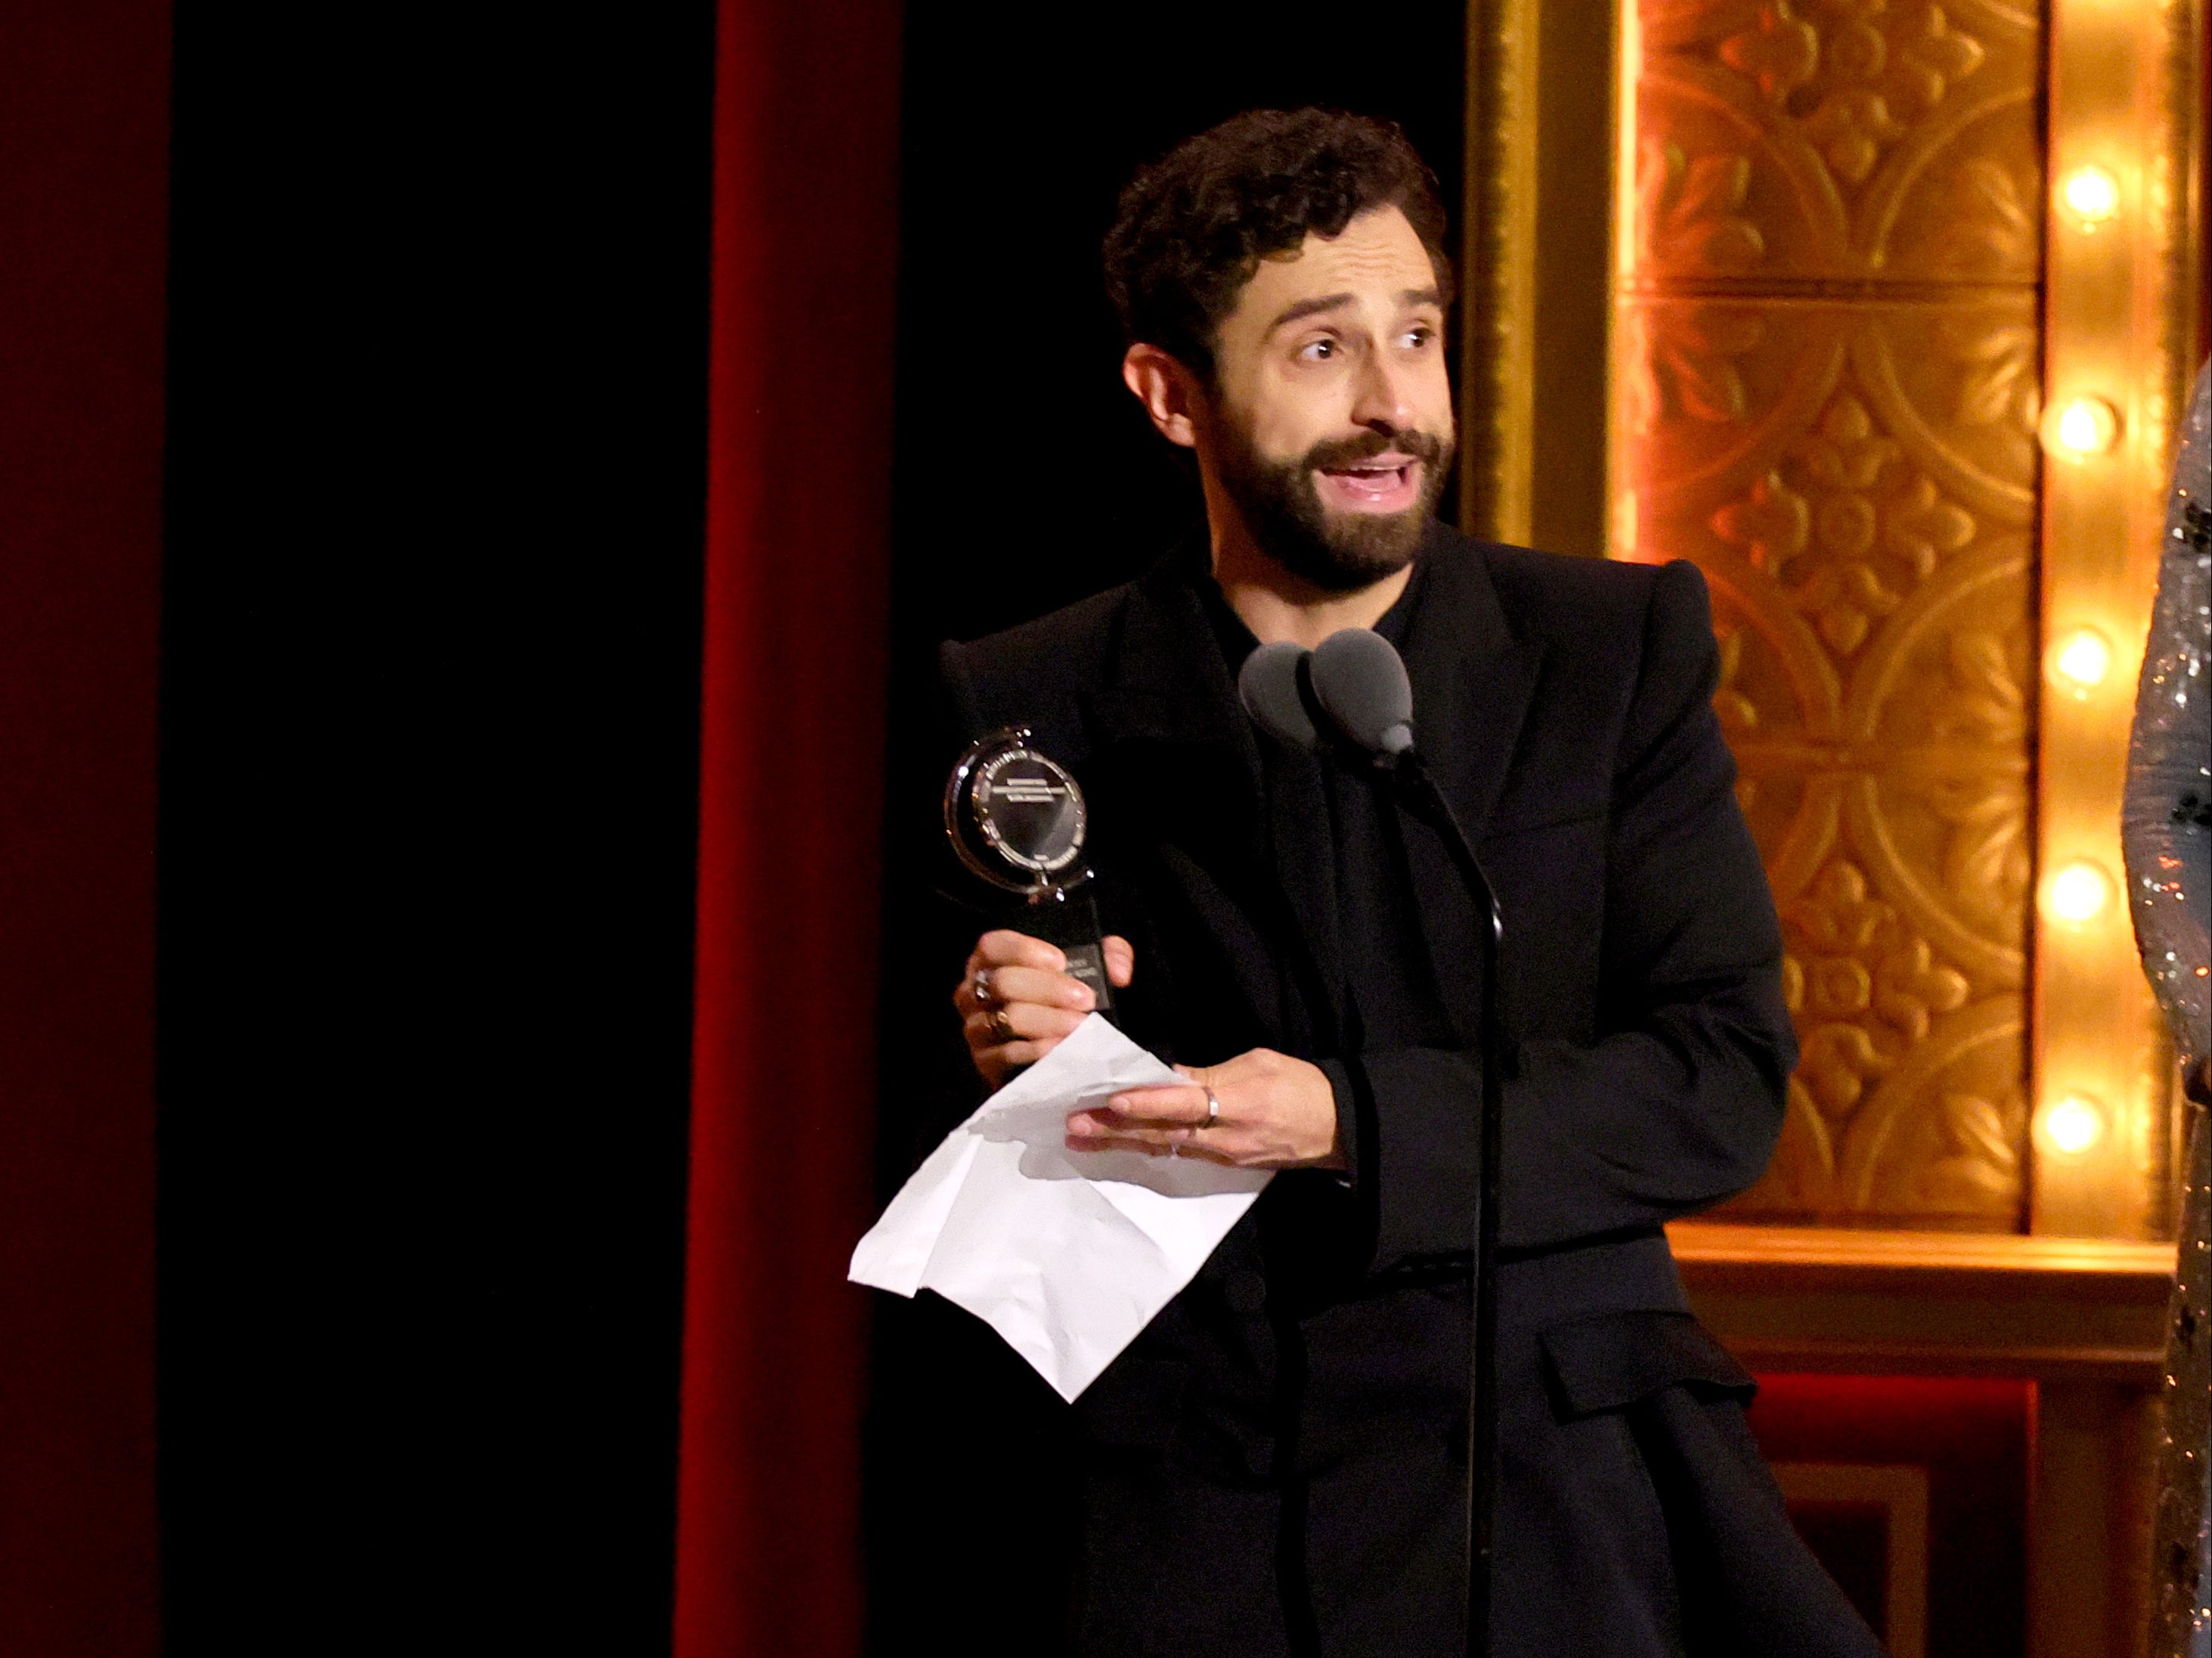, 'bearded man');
892,109,1885,1658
